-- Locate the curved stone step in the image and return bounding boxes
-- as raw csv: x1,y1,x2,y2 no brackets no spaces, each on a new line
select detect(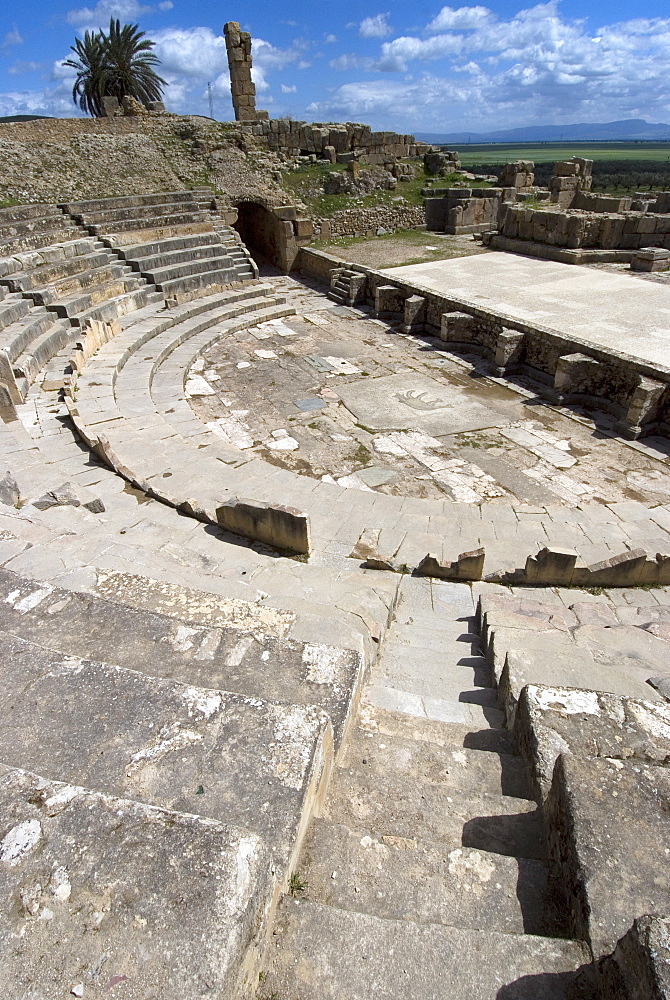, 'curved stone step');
0,565,362,751
63,190,206,216
323,766,546,859
261,897,590,1000
2,249,111,292
0,628,330,870
26,261,133,306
